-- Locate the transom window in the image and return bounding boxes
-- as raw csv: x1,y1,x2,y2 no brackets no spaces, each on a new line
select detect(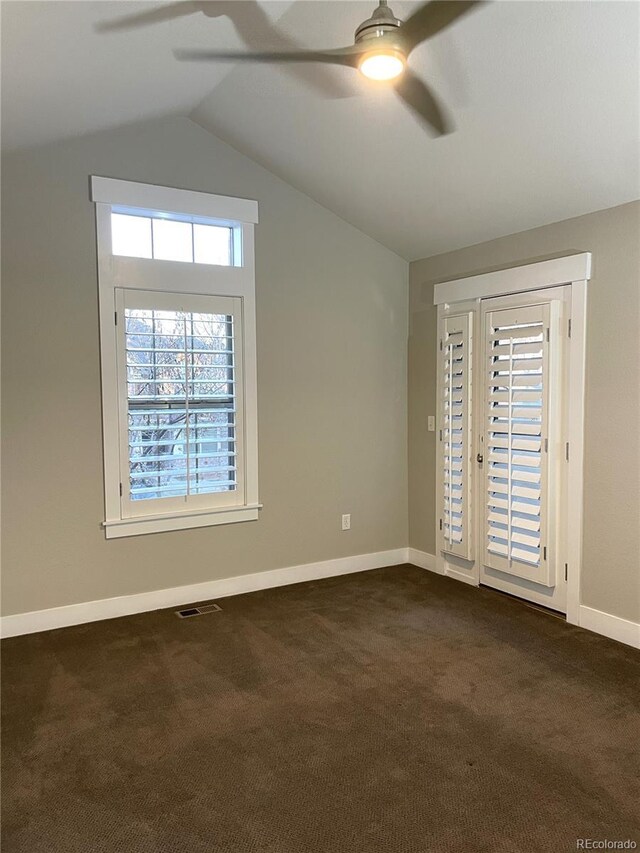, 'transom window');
111,208,235,266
